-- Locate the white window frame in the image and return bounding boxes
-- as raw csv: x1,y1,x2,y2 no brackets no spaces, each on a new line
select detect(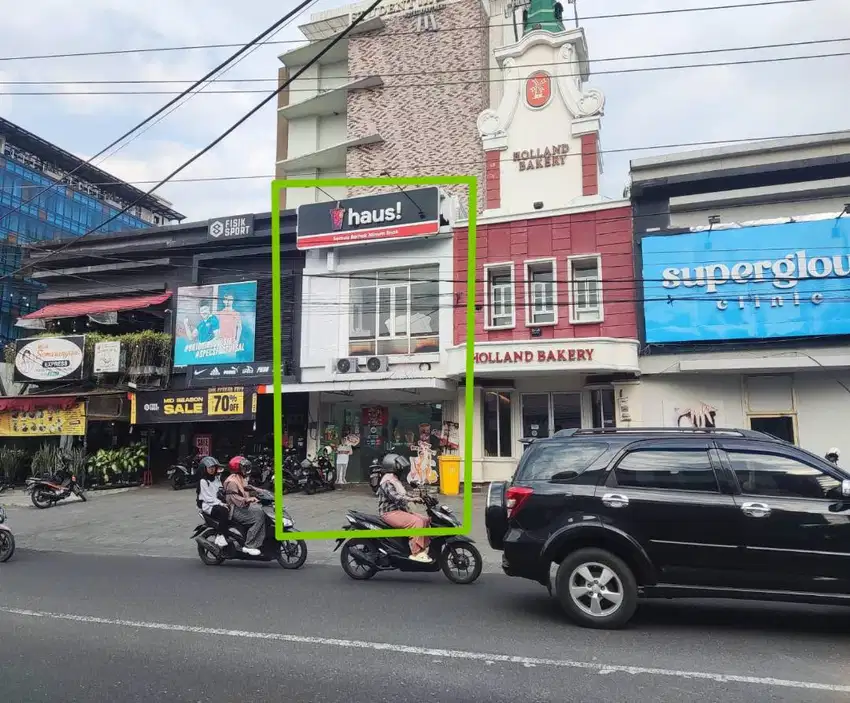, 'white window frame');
483,262,515,330
567,254,604,324
523,257,558,327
